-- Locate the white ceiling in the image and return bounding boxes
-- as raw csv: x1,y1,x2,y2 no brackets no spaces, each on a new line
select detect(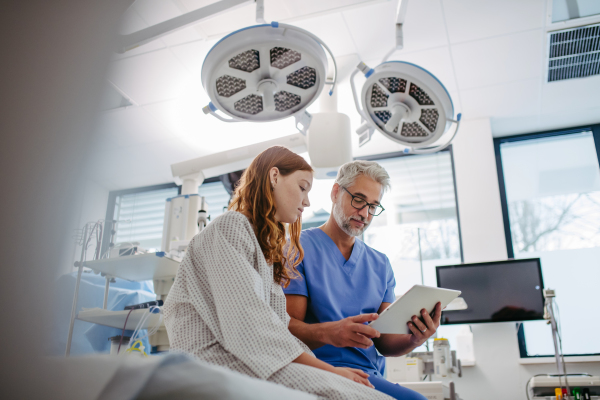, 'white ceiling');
90,0,600,190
